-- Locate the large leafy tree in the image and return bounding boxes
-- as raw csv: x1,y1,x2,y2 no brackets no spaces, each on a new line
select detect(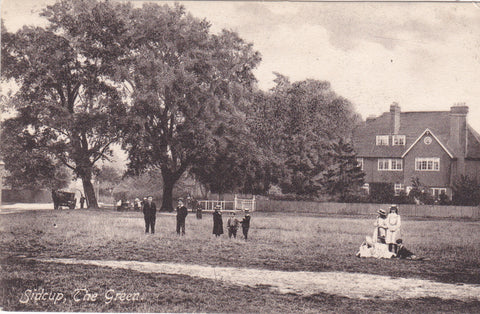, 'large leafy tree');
1,117,71,191
189,116,271,197
1,0,130,207
121,4,261,210
248,74,361,197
